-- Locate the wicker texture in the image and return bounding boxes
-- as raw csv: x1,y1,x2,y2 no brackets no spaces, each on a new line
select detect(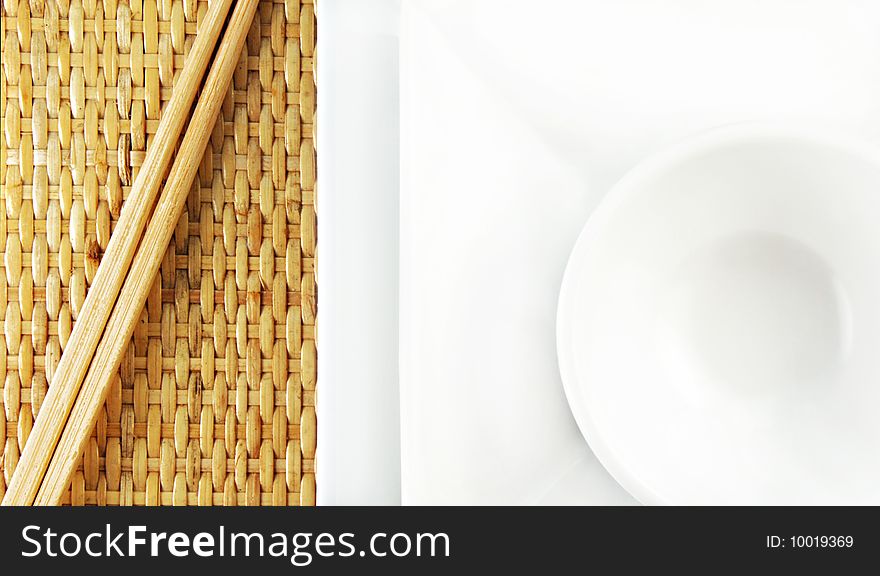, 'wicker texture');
0,0,317,506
